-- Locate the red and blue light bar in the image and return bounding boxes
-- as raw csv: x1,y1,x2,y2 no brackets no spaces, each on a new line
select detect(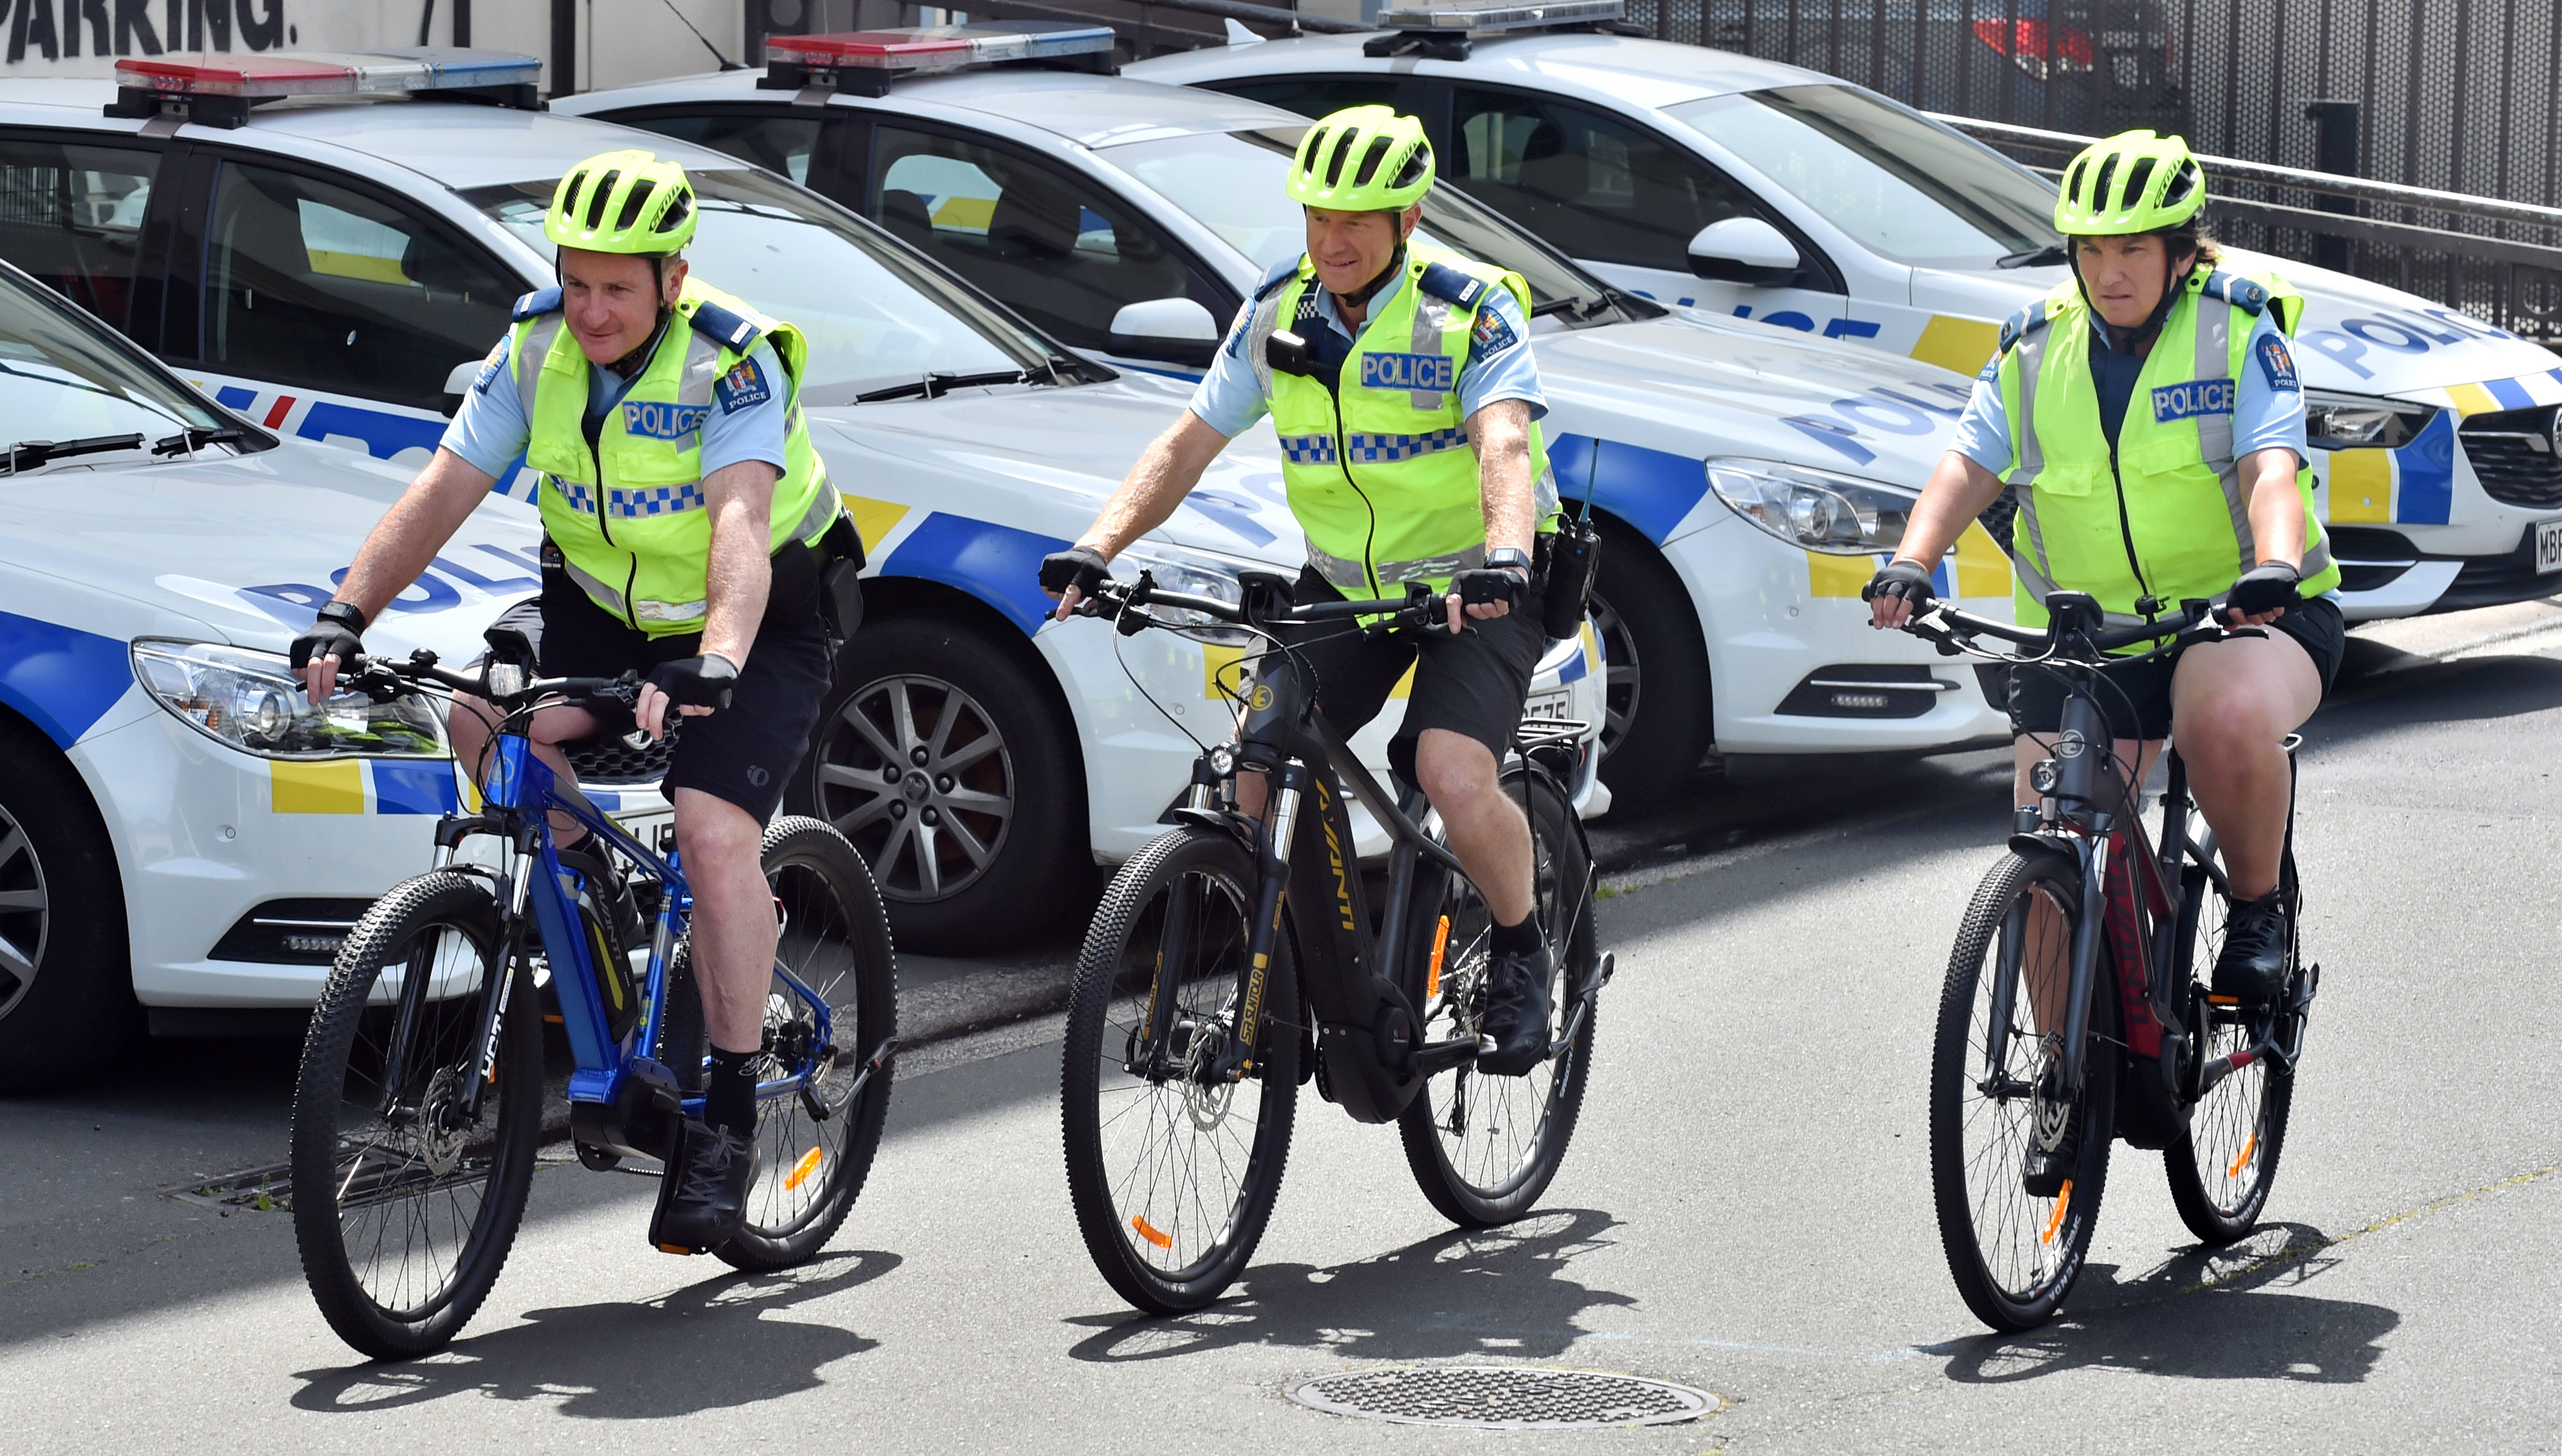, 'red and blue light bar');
760,23,1116,96
106,47,539,127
